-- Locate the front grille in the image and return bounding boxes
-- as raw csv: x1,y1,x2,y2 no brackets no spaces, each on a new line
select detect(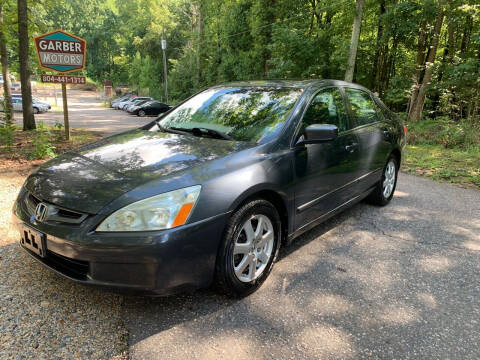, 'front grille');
45,250,89,280
24,192,88,224
24,193,40,215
